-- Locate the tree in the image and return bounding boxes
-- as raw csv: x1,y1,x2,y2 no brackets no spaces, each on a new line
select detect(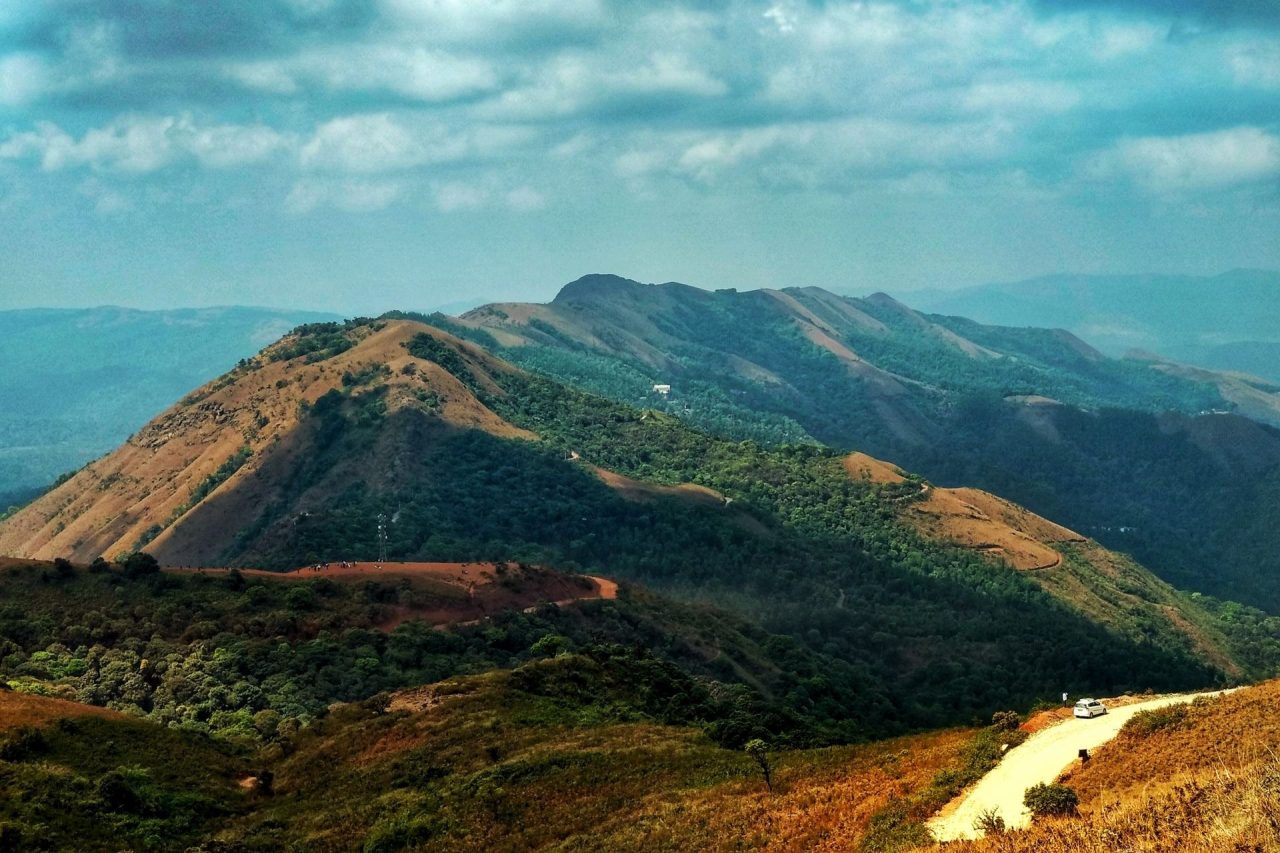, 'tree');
973,807,1005,836
122,552,160,579
1024,782,1078,819
744,738,773,792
